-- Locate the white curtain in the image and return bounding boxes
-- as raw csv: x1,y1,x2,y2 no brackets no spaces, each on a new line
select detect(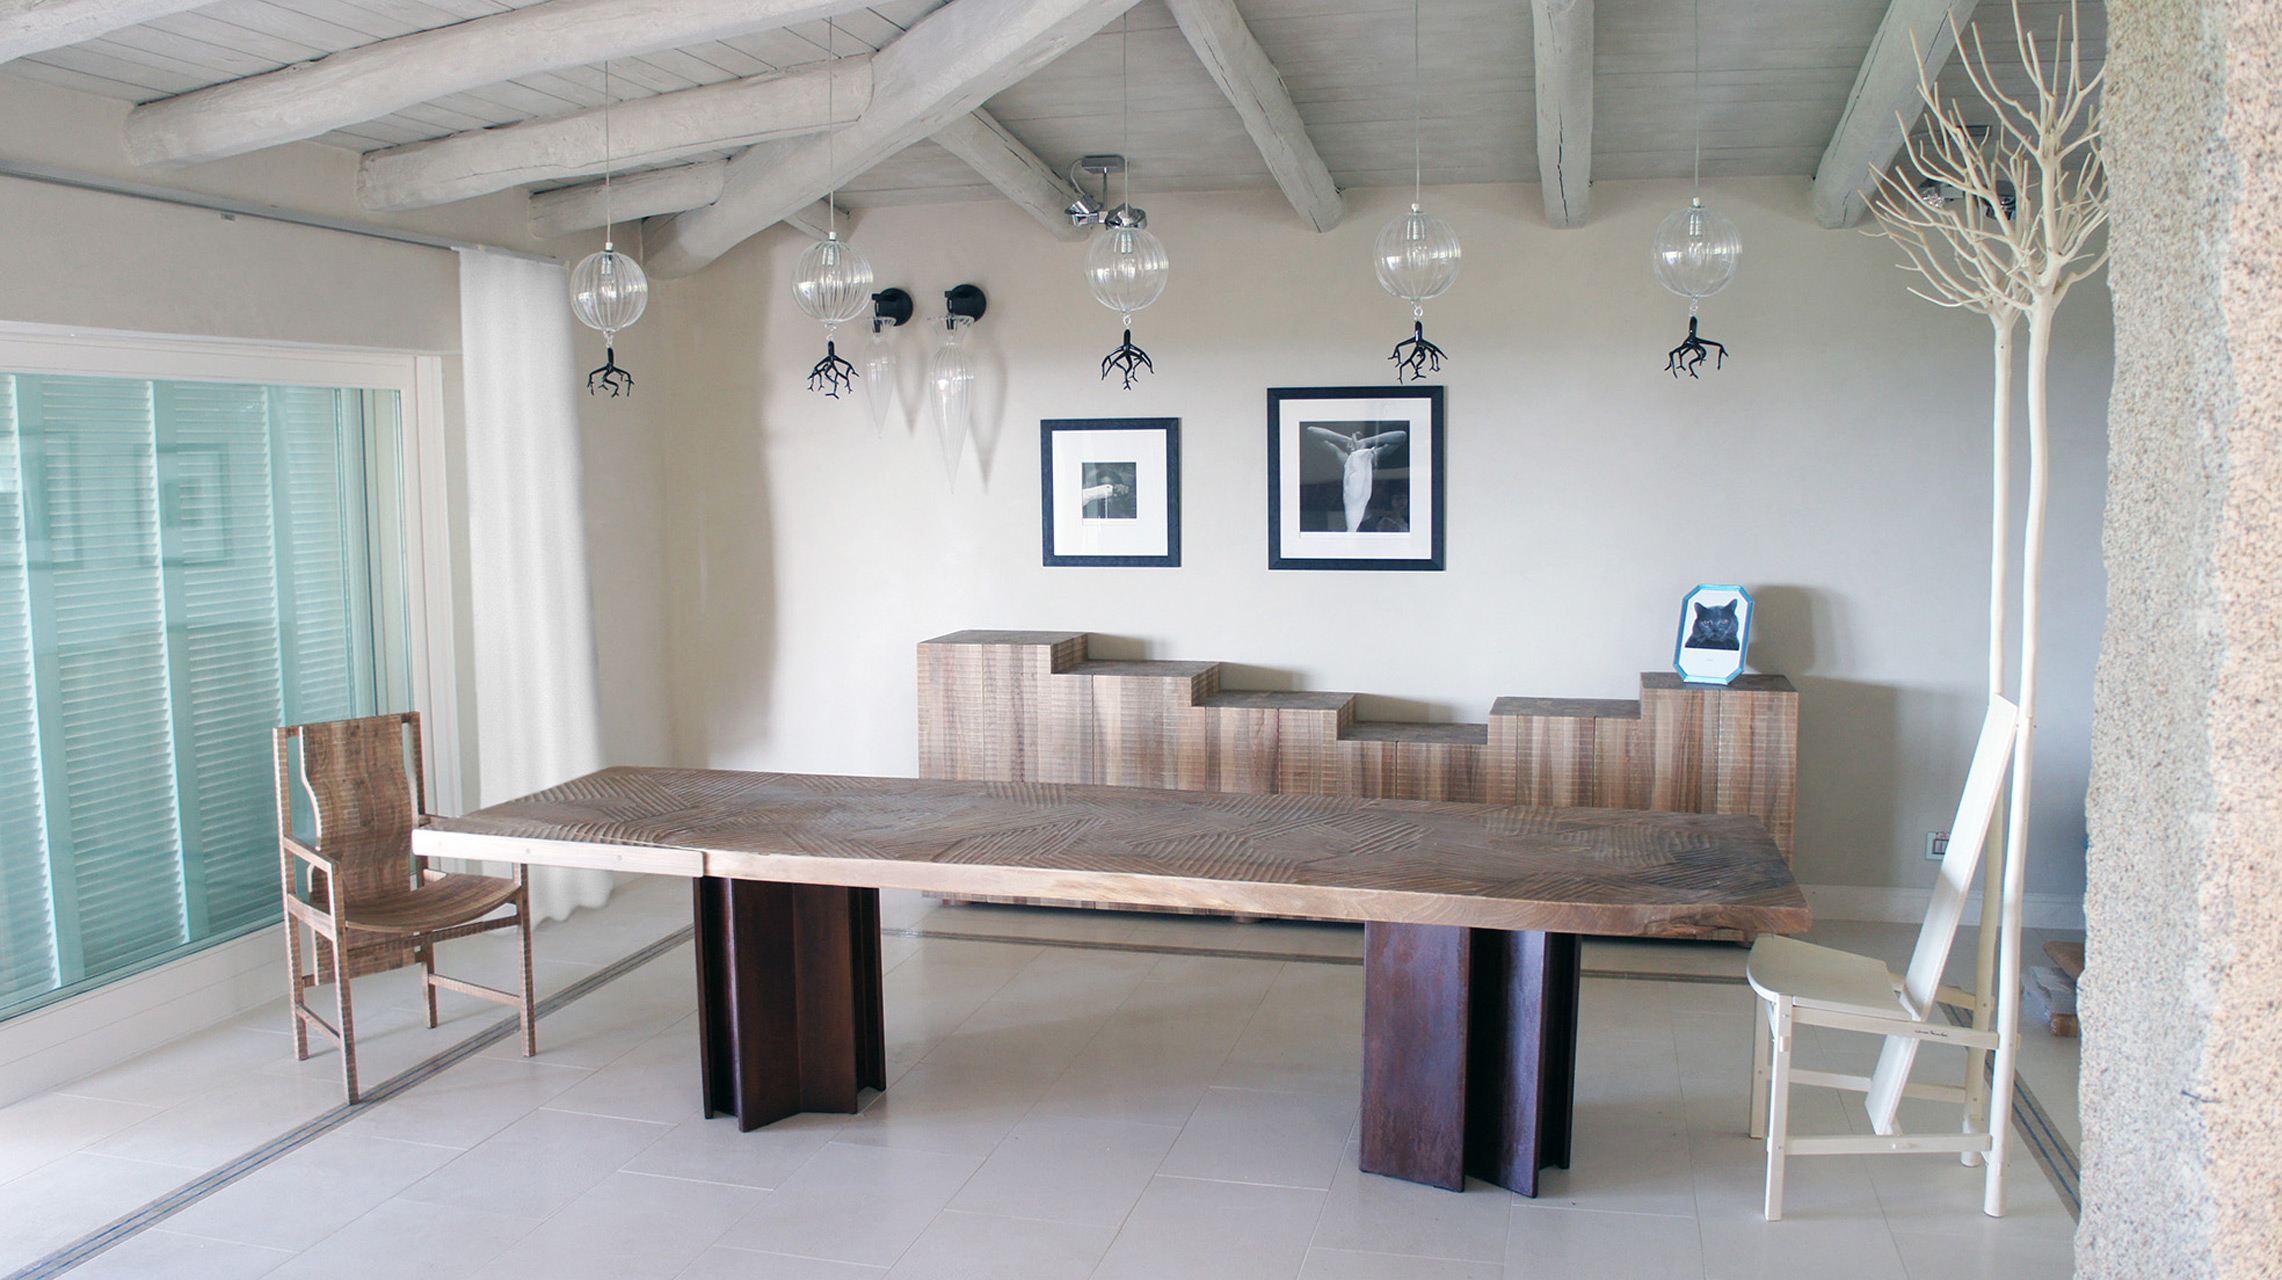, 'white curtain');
456,249,613,923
